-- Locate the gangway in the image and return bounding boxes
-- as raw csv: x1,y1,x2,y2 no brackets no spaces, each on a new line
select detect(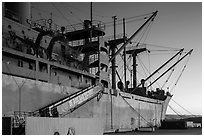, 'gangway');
11,84,103,134
32,84,104,117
